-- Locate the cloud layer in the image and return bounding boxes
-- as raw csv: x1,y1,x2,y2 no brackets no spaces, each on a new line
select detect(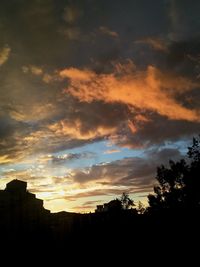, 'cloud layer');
0,0,200,212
